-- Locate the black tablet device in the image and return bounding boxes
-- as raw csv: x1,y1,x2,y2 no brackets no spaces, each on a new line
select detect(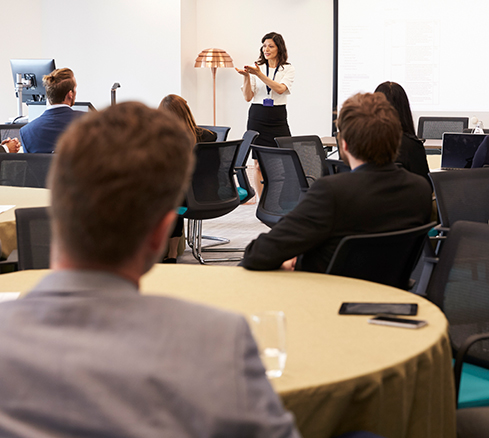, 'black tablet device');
339,302,418,316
